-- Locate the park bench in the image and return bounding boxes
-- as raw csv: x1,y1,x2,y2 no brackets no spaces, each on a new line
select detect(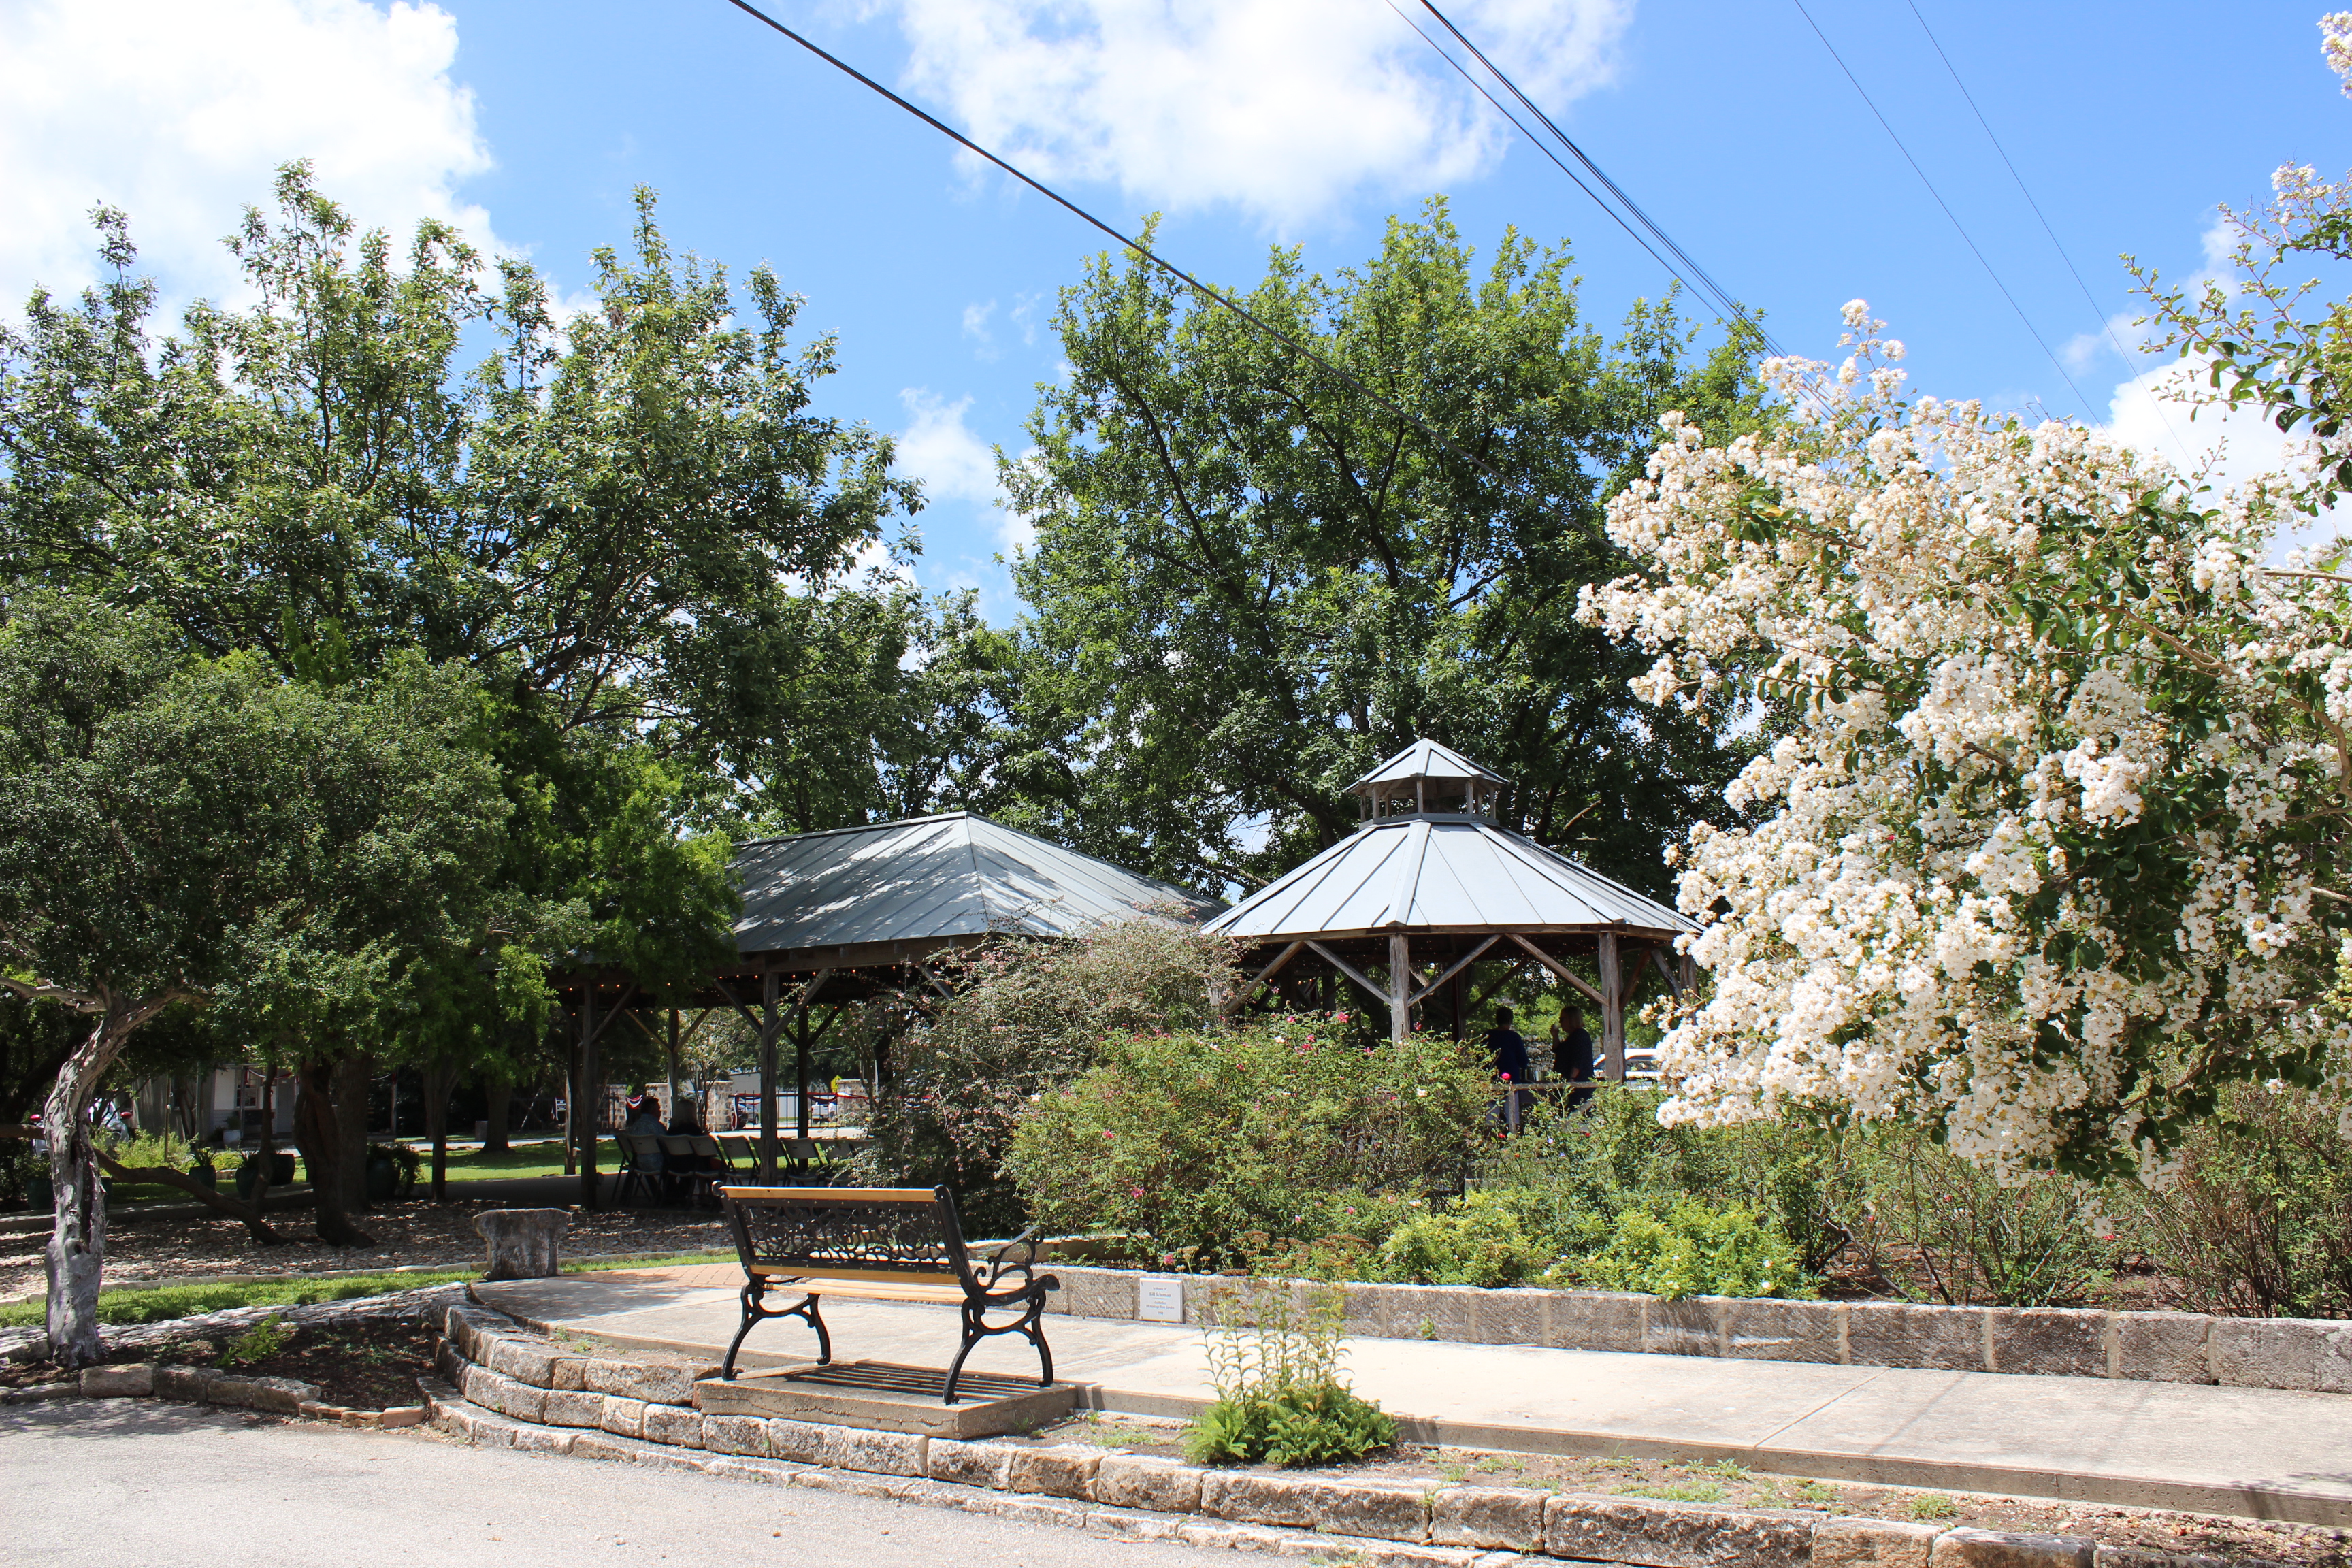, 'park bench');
717,1186,1058,1403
